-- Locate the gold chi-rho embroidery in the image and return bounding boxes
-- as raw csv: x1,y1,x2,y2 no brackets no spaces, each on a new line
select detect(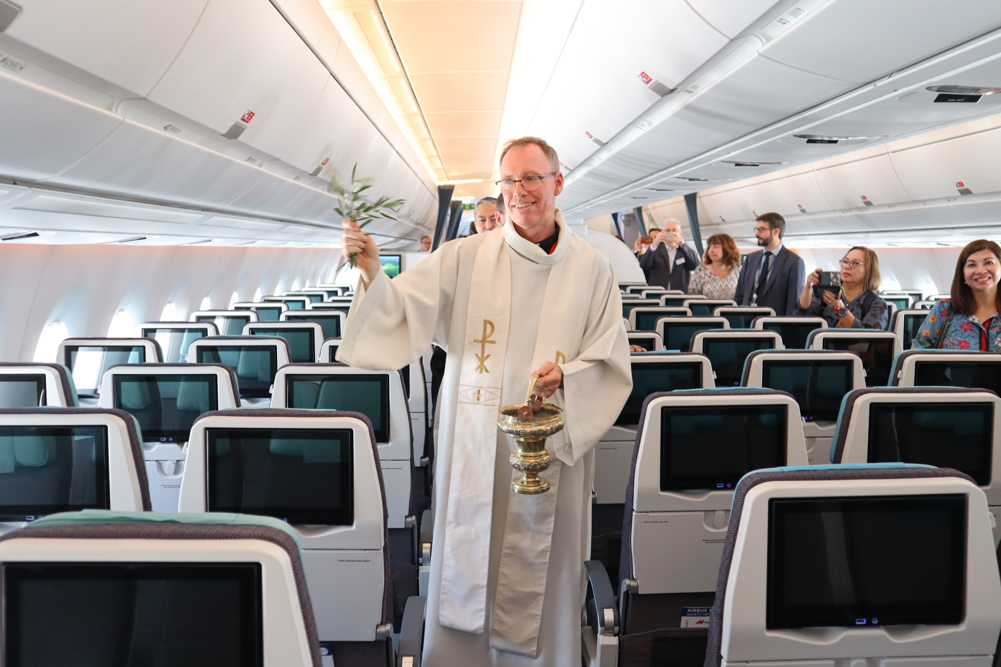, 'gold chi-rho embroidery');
474,320,496,373
555,351,566,365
